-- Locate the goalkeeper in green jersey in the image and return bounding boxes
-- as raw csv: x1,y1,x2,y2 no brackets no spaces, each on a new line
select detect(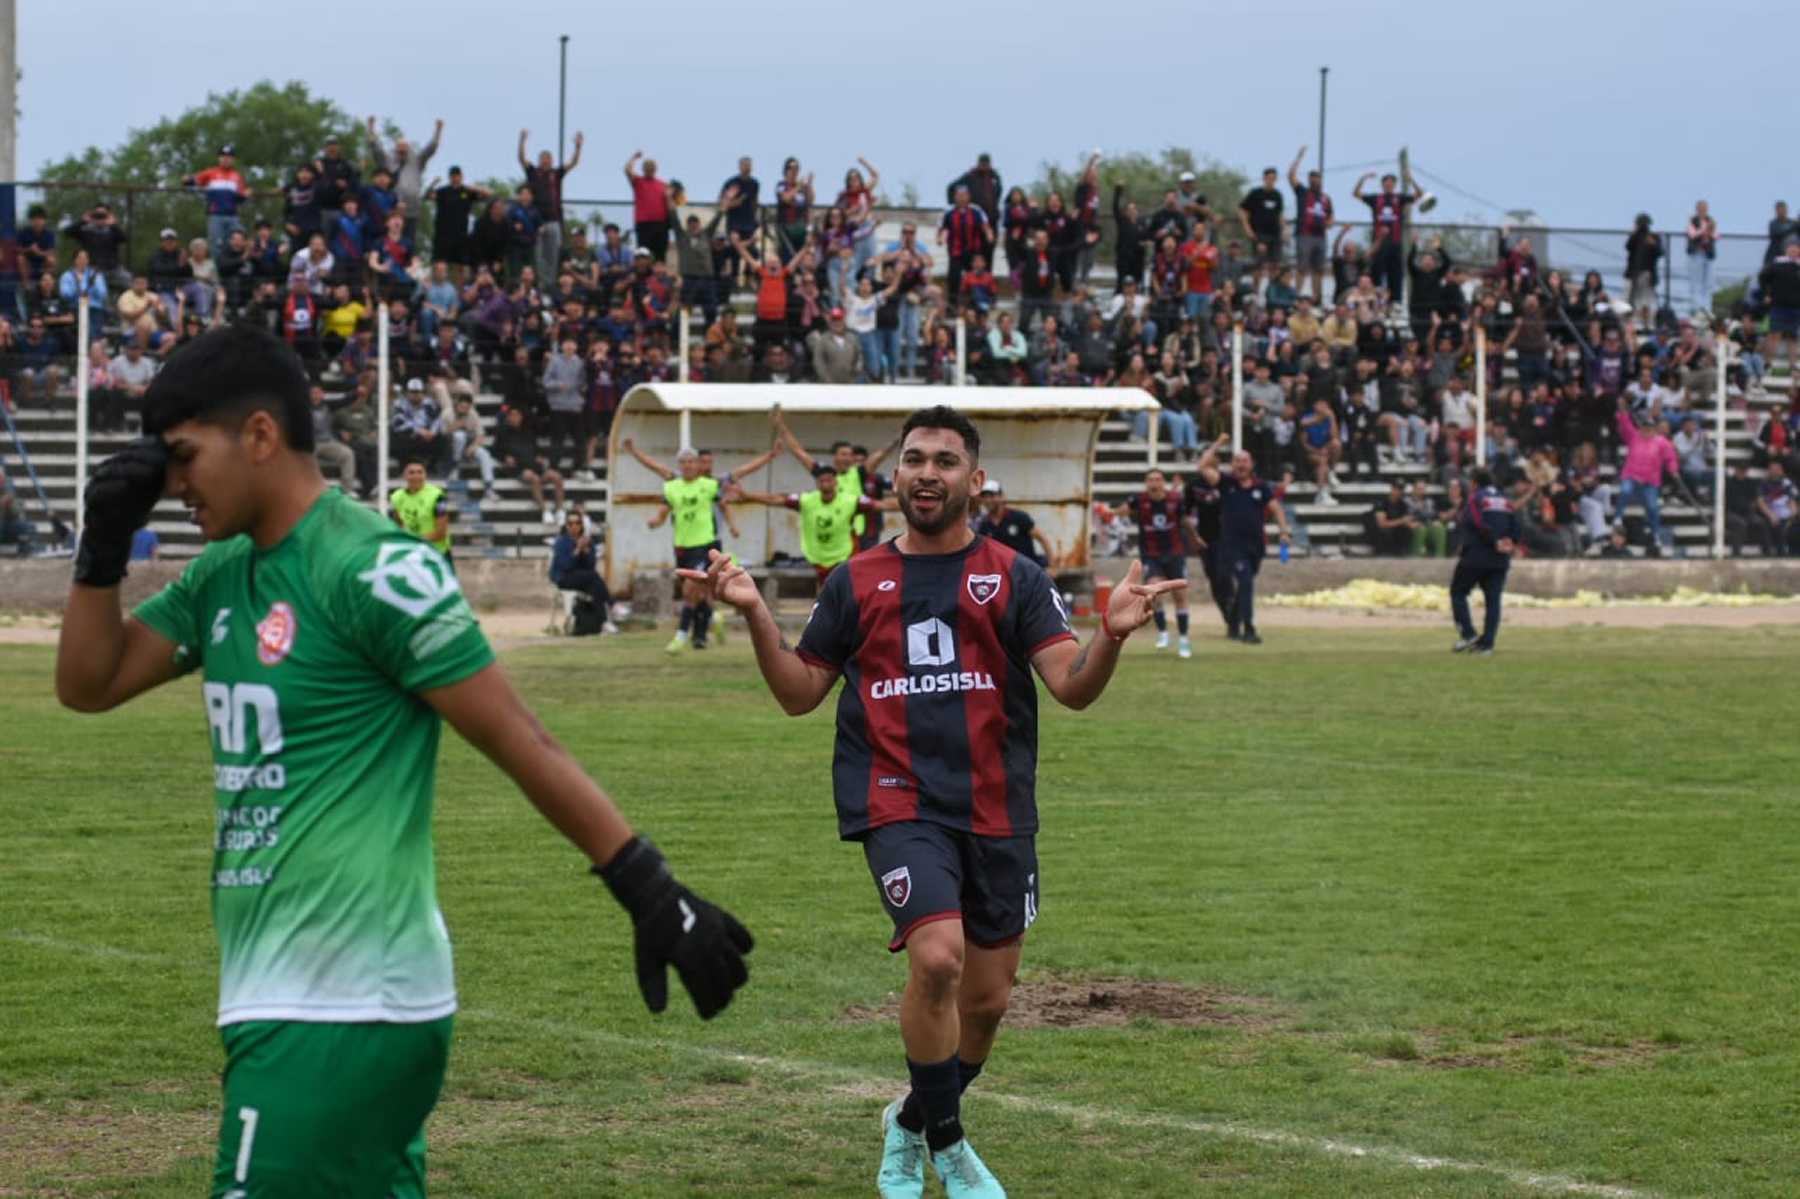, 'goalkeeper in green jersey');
54,326,753,1199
